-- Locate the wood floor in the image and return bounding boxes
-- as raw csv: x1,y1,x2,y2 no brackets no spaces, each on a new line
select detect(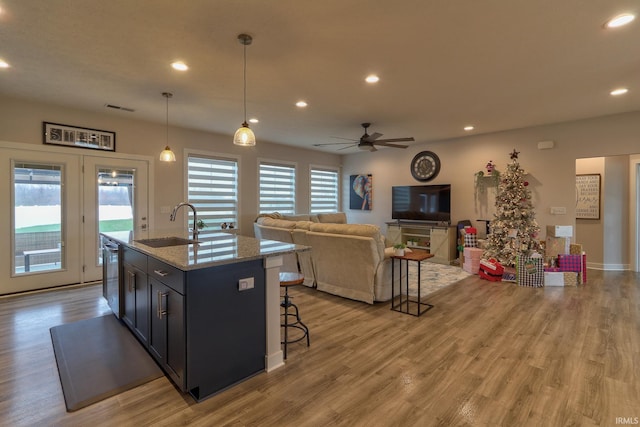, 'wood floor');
1,270,639,426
